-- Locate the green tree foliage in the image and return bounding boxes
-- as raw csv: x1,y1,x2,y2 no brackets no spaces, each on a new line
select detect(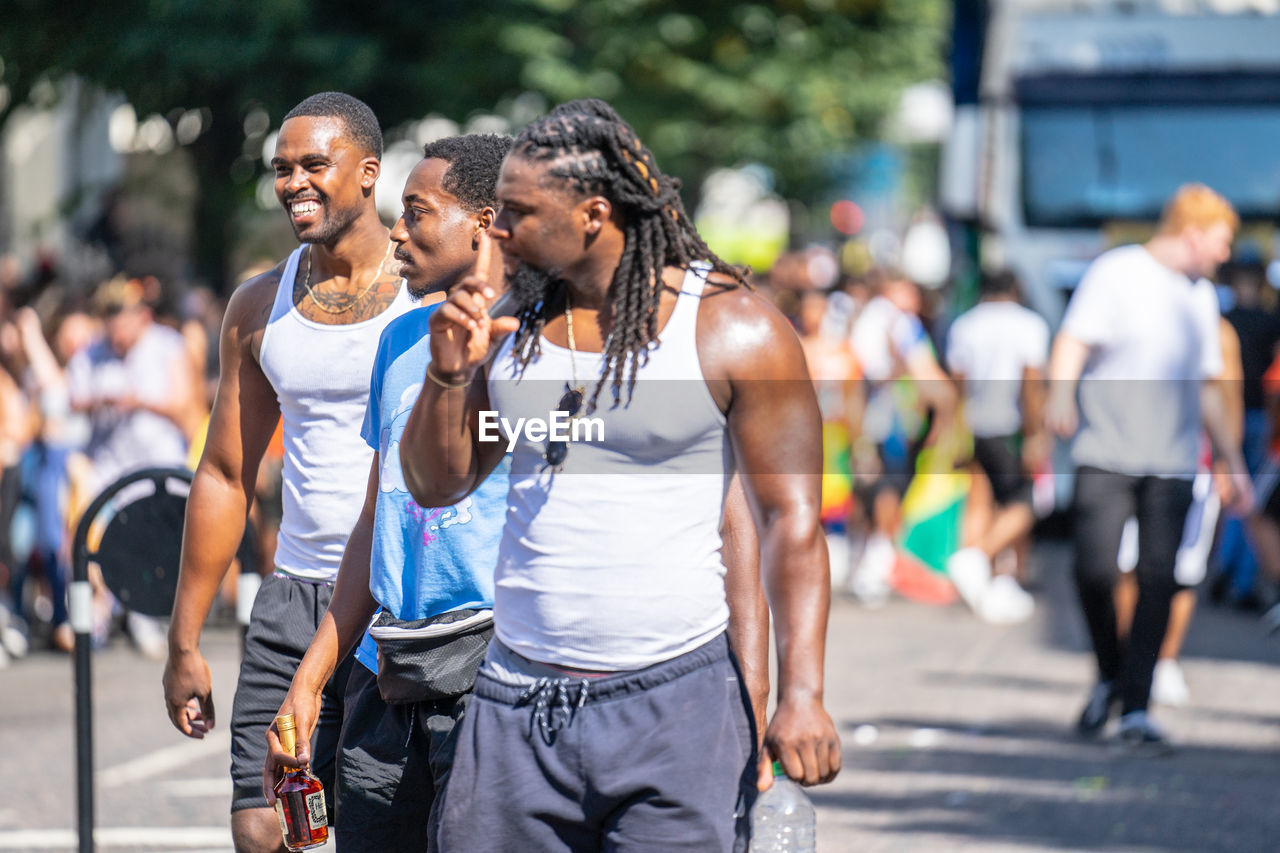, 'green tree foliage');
0,0,945,287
